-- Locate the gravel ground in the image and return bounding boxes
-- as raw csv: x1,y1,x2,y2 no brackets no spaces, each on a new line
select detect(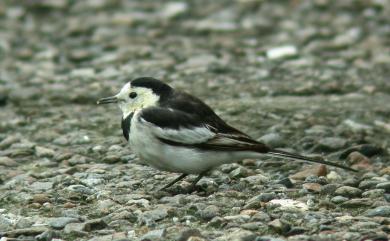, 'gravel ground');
1,0,390,240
